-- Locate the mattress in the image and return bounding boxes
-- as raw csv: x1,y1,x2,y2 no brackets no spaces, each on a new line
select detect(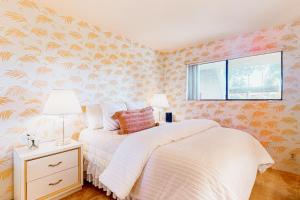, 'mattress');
79,128,127,187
